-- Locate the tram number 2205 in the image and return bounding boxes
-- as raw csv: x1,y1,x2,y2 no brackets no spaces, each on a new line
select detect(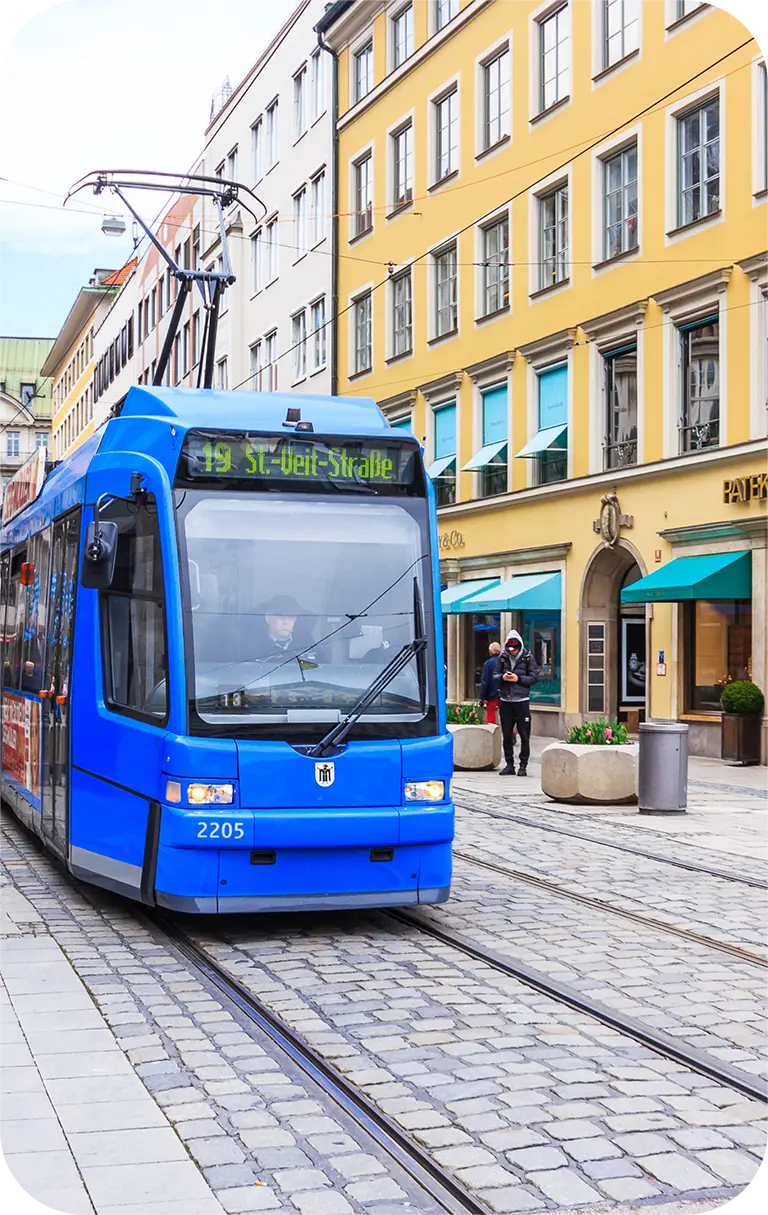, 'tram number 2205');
197,822,246,840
